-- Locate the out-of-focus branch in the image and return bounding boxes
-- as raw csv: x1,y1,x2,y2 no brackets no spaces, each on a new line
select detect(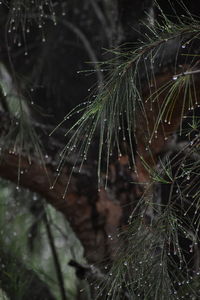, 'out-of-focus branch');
62,20,104,88
0,111,123,264
89,0,112,44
